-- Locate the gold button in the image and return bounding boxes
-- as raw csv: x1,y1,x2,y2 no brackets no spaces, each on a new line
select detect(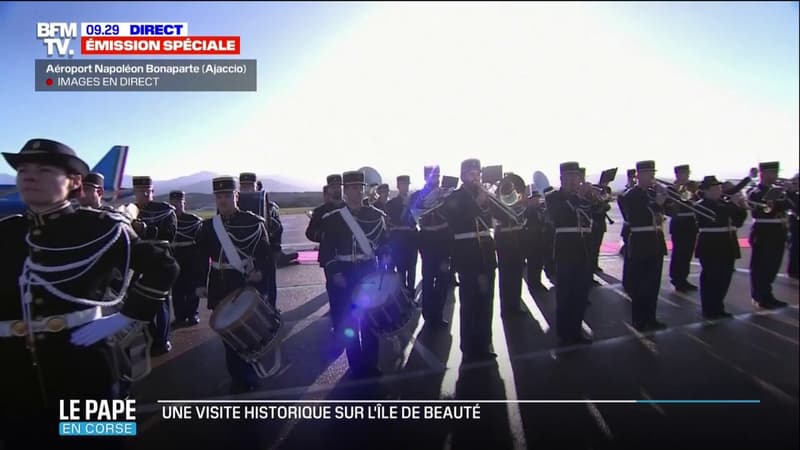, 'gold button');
34,297,44,306
46,317,67,333
10,321,27,337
